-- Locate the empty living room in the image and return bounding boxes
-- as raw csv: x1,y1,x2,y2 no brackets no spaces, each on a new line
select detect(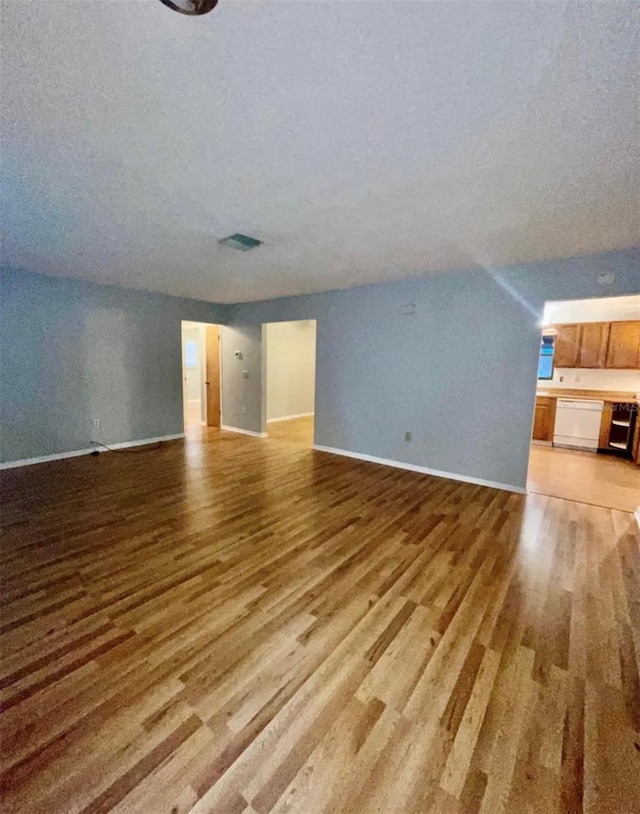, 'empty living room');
1,1,639,813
